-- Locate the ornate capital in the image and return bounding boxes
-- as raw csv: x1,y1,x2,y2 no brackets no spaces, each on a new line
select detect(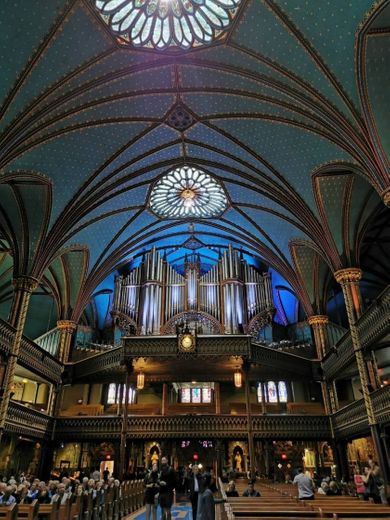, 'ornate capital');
334,268,362,284
57,320,77,333
12,276,39,293
307,315,329,327
381,187,390,207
